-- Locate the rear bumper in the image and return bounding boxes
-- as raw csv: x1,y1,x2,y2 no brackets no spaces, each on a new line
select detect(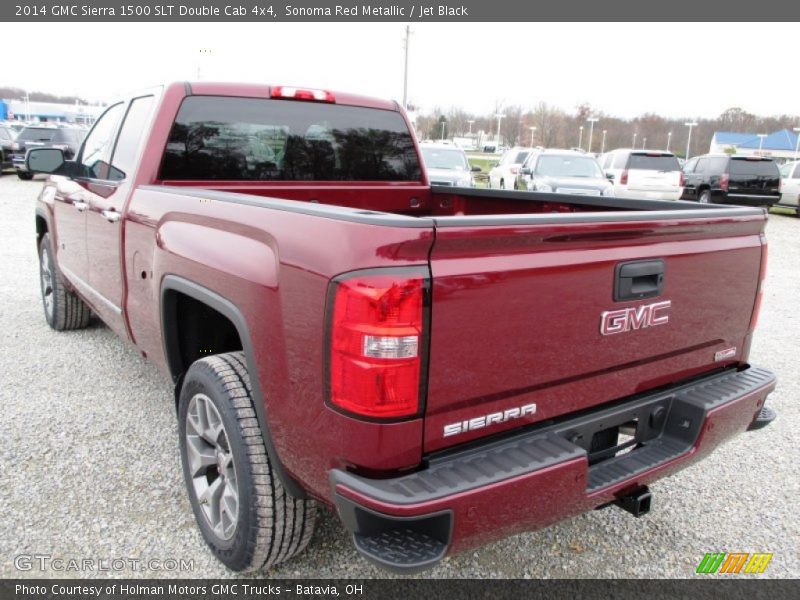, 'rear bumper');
331,365,776,573
616,187,682,201
721,193,781,207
